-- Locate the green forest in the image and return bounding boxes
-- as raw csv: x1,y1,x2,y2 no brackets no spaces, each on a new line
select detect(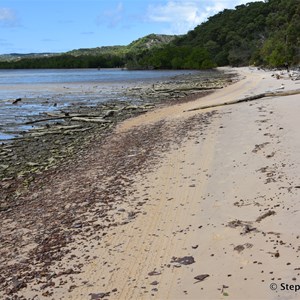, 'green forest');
0,0,299,69
172,0,300,68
